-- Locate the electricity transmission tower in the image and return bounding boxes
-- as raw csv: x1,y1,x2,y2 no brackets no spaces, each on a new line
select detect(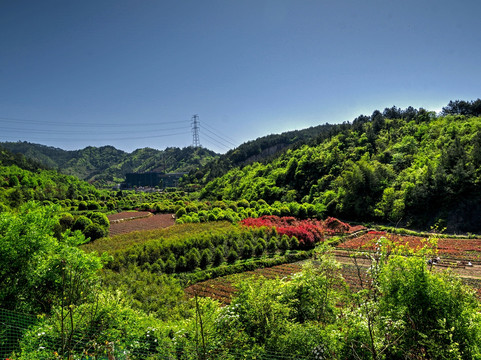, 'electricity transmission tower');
191,114,201,148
